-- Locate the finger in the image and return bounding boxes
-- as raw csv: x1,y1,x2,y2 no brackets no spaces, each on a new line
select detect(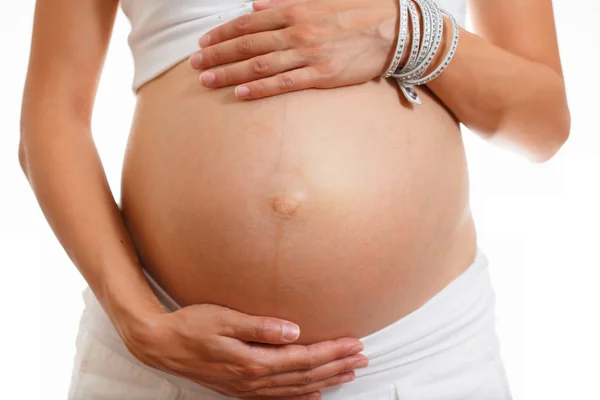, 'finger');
191,30,290,70
199,8,289,48
199,51,306,88
247,392,321,400
201,378,323,400
253,371,356,397
218,308,302,344
233,67,319,100
245,353,368,390
247,337,364,375
253,0,306,12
